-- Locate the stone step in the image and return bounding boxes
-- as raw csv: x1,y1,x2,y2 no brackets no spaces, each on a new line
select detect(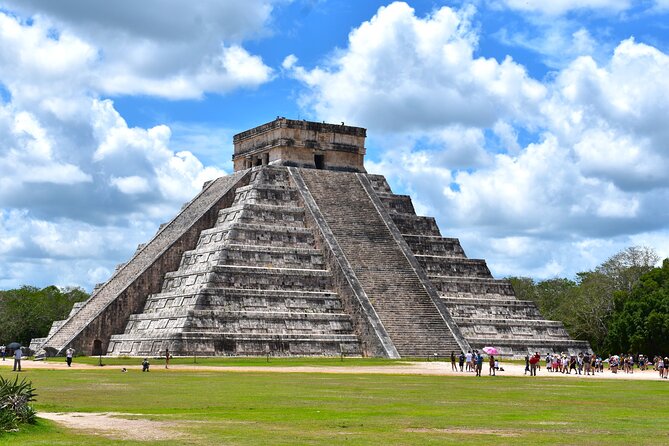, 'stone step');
248,165,292,186
416,256,492,278
197,223,316,249
207,265,333,292
178,244,324,272
144,288,340,309
107,331,361,356
429,276,515,296
402,235,467,257
366,174,392,193
443,298,542,319
389,214,441,236
123,310,355,335
375,193,416,215
232,184,300,206
216,202,306,228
